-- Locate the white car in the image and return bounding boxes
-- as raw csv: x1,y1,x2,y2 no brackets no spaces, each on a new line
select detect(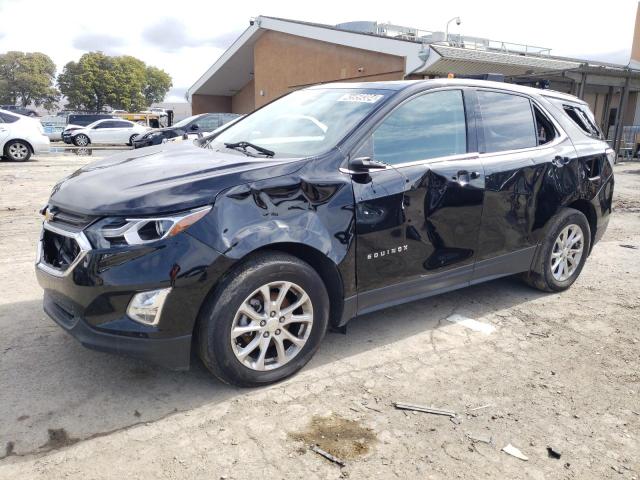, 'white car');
0,109,50,161
70,119,150,146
